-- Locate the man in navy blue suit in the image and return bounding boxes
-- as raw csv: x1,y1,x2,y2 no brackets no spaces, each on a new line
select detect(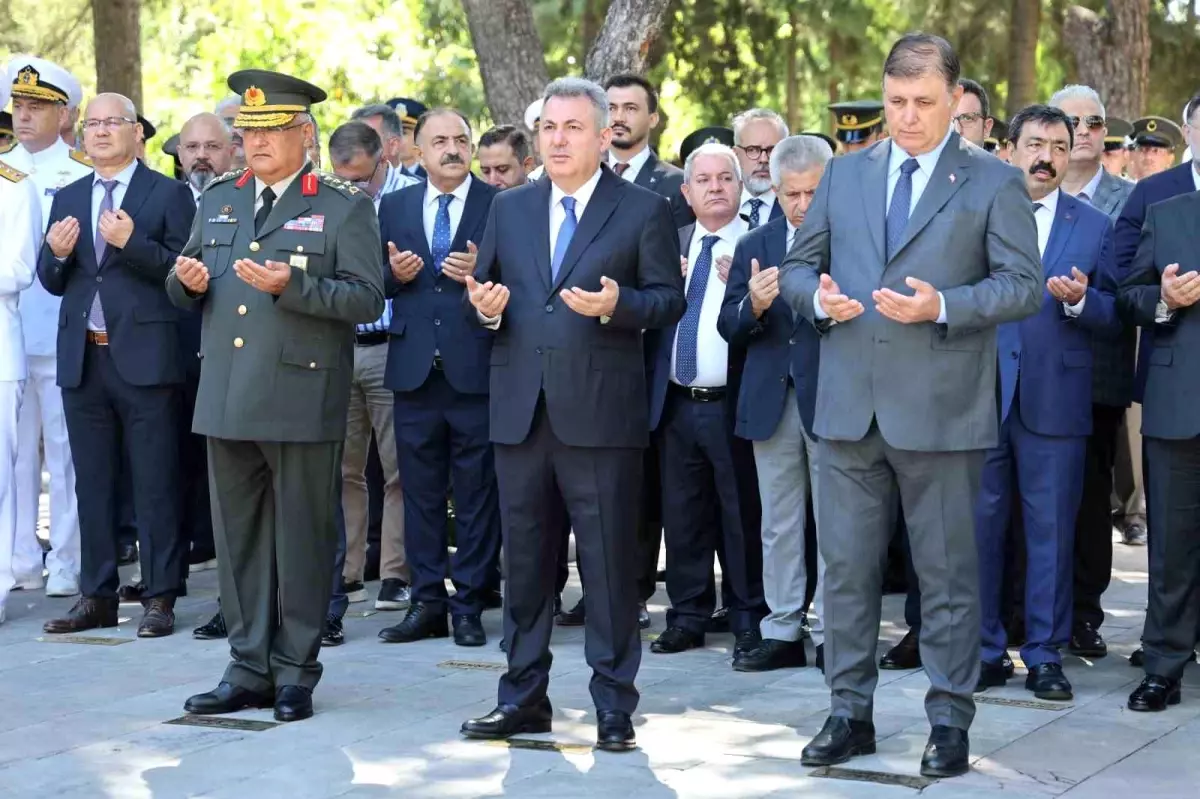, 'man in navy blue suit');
375,108,501,649
460,77,684,751
972,105,1121,701
37,93,195,638
719,134,832,674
